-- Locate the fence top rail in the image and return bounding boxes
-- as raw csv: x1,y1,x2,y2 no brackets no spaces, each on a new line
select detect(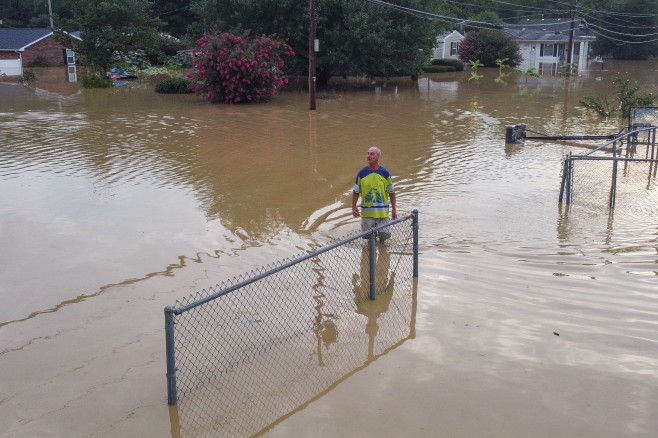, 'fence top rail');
166,211,417,315
582,126,656,157
569,155,658,163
